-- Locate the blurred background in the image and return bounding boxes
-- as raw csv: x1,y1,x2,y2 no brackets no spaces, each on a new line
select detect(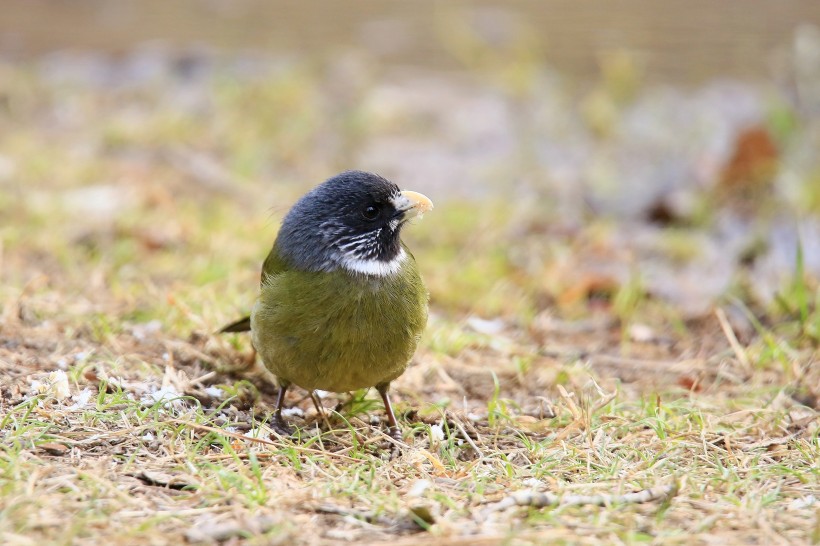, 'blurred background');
4,6,819,542
1,0,819,333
